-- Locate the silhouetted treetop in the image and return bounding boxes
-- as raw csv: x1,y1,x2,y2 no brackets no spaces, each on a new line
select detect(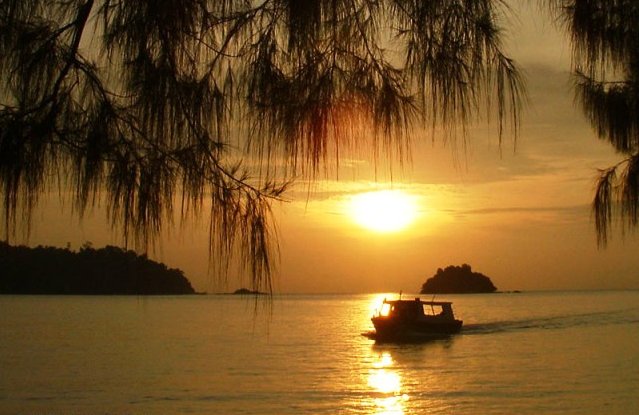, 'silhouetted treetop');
0,1,524,290
420,264,497,294
0,242,195,295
